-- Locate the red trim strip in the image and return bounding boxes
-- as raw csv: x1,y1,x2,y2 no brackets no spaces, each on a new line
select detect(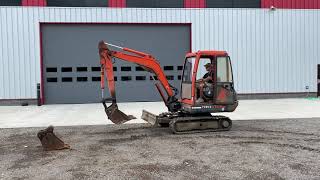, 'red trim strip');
22,0,47,6
261,0,320,9
184,0,206,8
109,0,126,7
39,23,45,105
